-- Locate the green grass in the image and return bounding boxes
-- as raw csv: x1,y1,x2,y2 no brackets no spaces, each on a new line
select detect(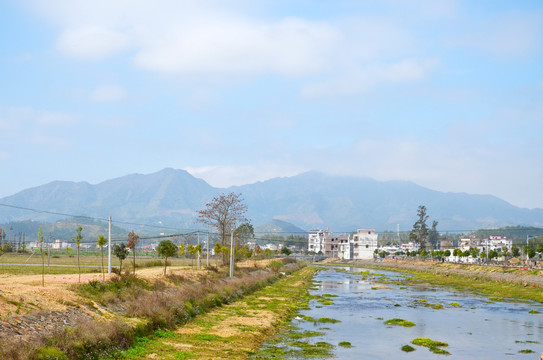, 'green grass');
0,252,216,275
